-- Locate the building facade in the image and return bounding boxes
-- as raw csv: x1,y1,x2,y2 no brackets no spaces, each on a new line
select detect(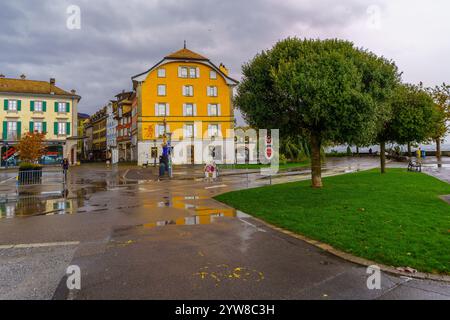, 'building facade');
90,107,107,161
0,76,80,166
131,47,238,165
77,112,90,162
114,91,133,162
106,102,118,163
